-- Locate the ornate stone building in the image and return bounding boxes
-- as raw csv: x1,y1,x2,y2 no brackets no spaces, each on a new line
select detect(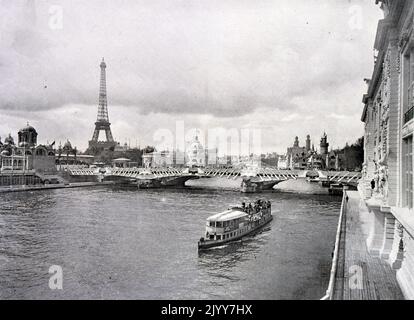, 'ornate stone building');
320,132,329,155
186,135,205,167
0,124,58,186
360,0,414,299
286,136,308,169
142,135,219,168
284,133,340,170
0,124,56,173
